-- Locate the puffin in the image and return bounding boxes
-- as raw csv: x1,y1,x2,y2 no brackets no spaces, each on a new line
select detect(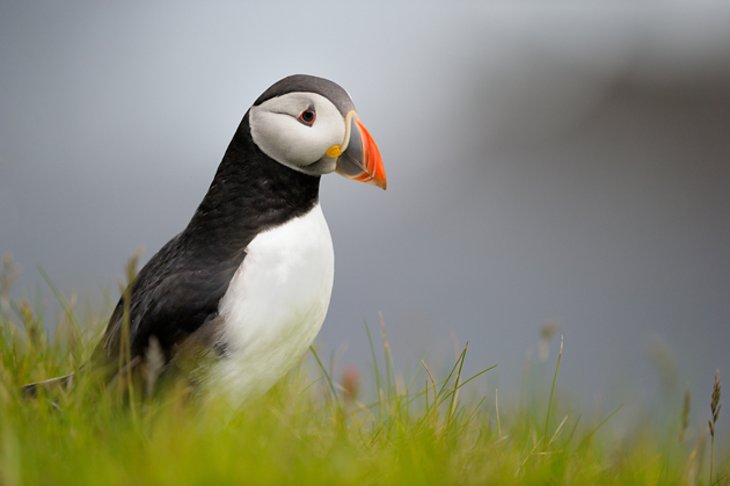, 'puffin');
26,74,386,405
